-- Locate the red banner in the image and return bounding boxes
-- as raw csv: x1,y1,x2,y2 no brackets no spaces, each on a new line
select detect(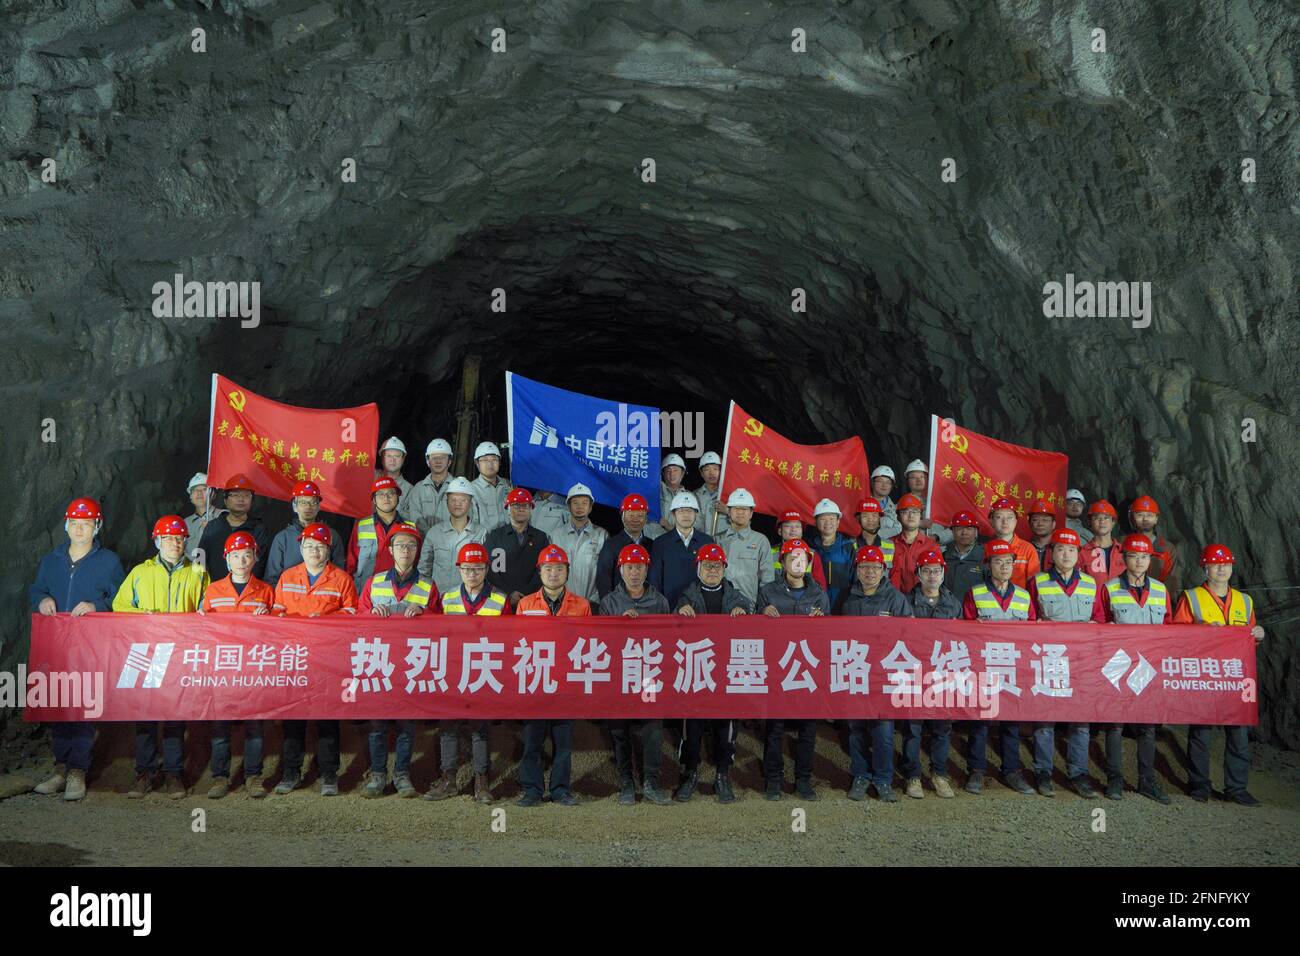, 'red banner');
207,374,379,518
925,415,1068,538
25,614,1257,724
719,401,868,535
